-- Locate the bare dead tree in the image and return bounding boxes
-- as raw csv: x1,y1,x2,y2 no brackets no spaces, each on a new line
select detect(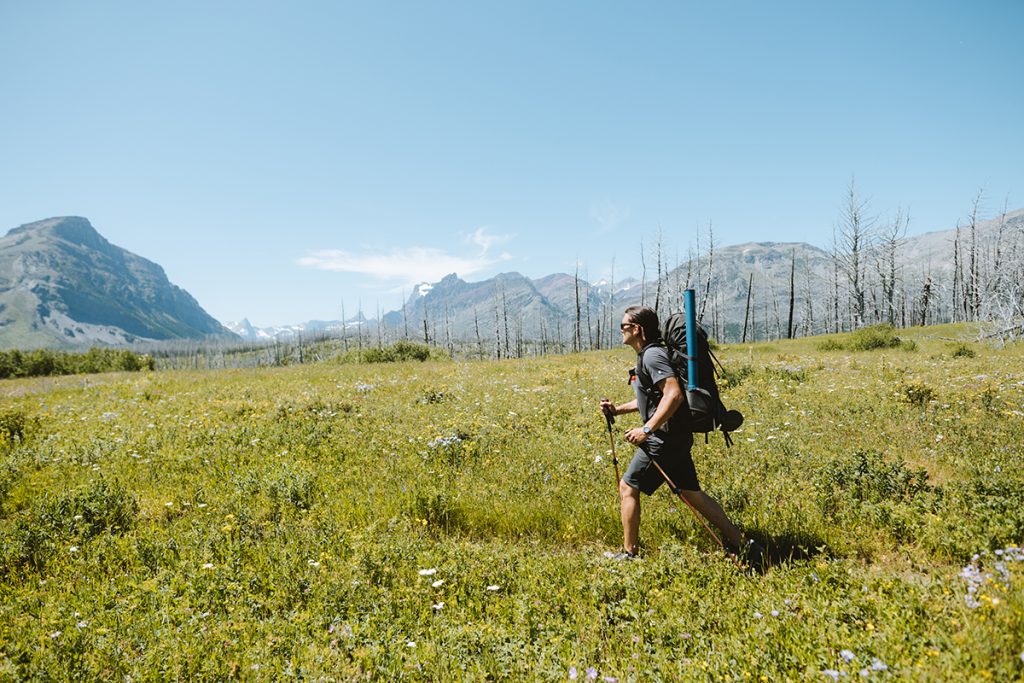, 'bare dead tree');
501,284,511,358
654,226,664,317
573,261,582,353
786,249,796,339
742,272,754,343
639,238,647,307
876,206,909,325
967,191,983,321
698,221,715,323
341,301,348,351
492,285,502,359
836,179,875,328
473,308,483,359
